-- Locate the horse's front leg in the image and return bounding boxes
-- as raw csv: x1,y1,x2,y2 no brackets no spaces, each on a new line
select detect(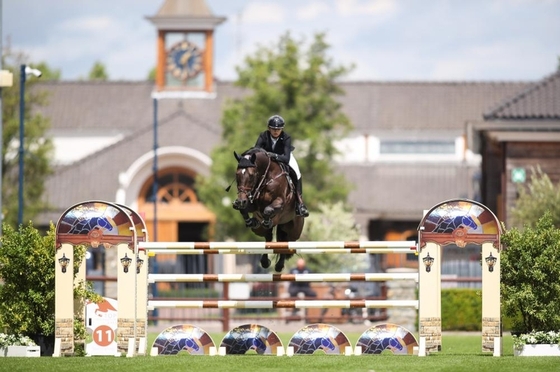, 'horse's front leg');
260,230,274,269
262,197,284,229
240,209,259,228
